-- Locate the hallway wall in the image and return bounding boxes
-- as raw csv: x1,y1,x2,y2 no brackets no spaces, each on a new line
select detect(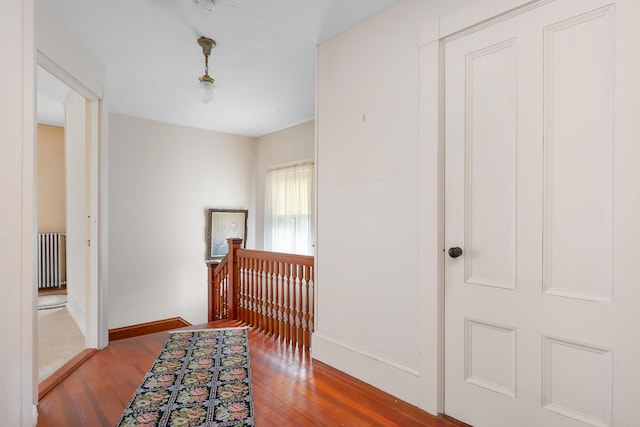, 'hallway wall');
313,0,474,411
108,113,256,328
1,0,36,424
